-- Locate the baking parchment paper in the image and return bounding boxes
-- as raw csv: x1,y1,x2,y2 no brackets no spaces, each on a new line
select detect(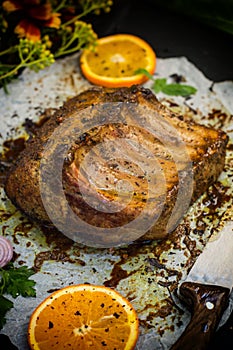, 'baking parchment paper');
0,53,233,350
